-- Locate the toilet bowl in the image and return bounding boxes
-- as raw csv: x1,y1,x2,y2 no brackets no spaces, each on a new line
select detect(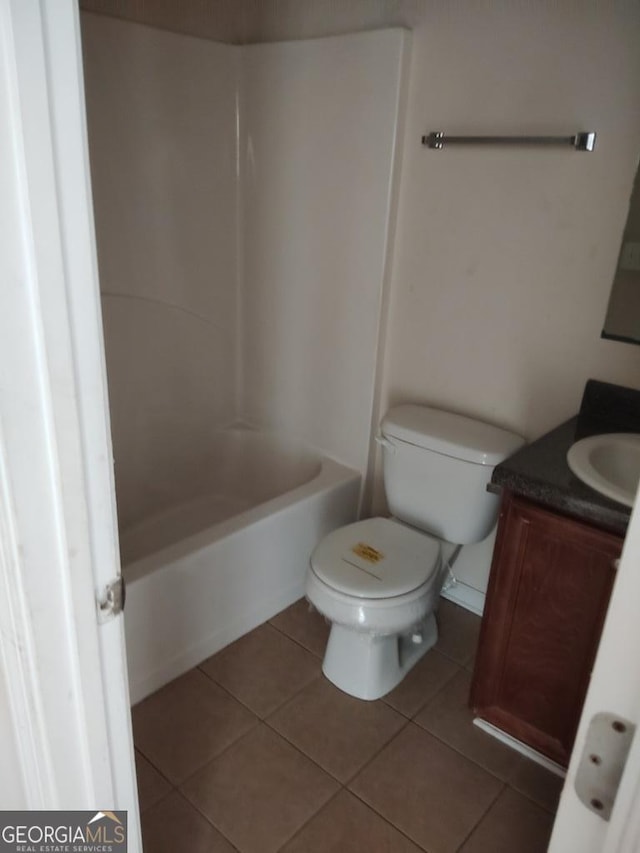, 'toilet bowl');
308,517,442,700
306,404,524,701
